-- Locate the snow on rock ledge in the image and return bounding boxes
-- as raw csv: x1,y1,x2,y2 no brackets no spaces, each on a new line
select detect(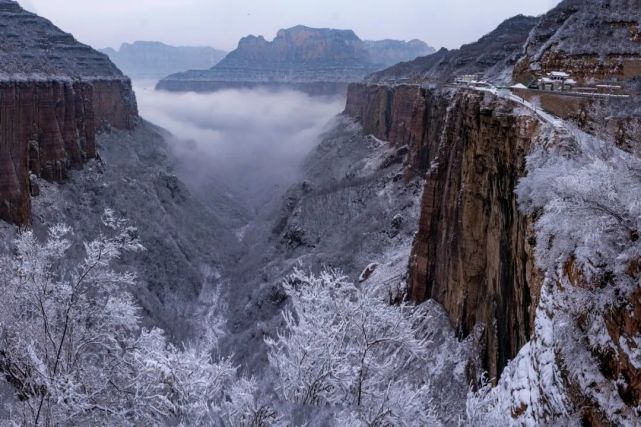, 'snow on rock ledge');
0,1,138,225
